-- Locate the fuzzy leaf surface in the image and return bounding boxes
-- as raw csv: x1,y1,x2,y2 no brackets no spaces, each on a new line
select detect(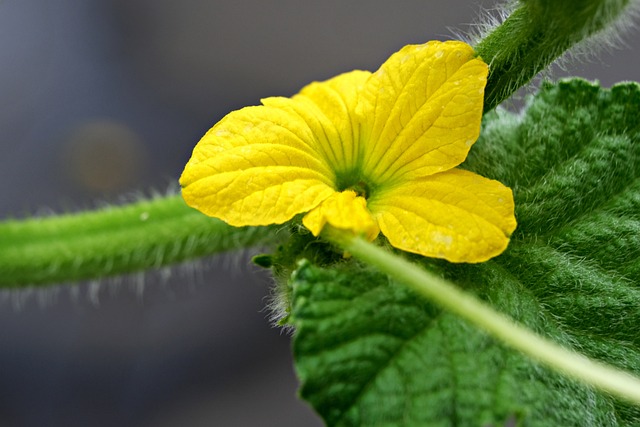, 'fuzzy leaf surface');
291,79,640,426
